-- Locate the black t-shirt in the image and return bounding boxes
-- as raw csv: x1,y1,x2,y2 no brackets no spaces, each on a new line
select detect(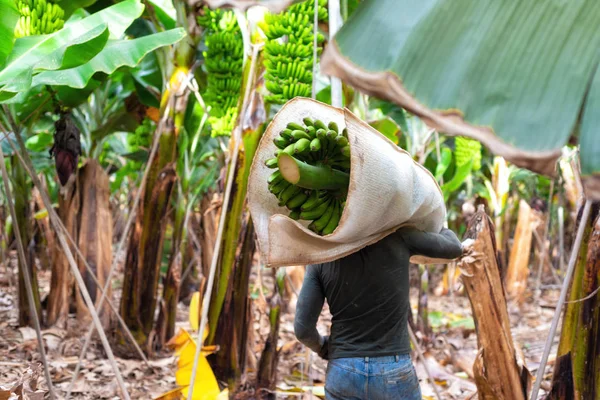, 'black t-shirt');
294,227,463,359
